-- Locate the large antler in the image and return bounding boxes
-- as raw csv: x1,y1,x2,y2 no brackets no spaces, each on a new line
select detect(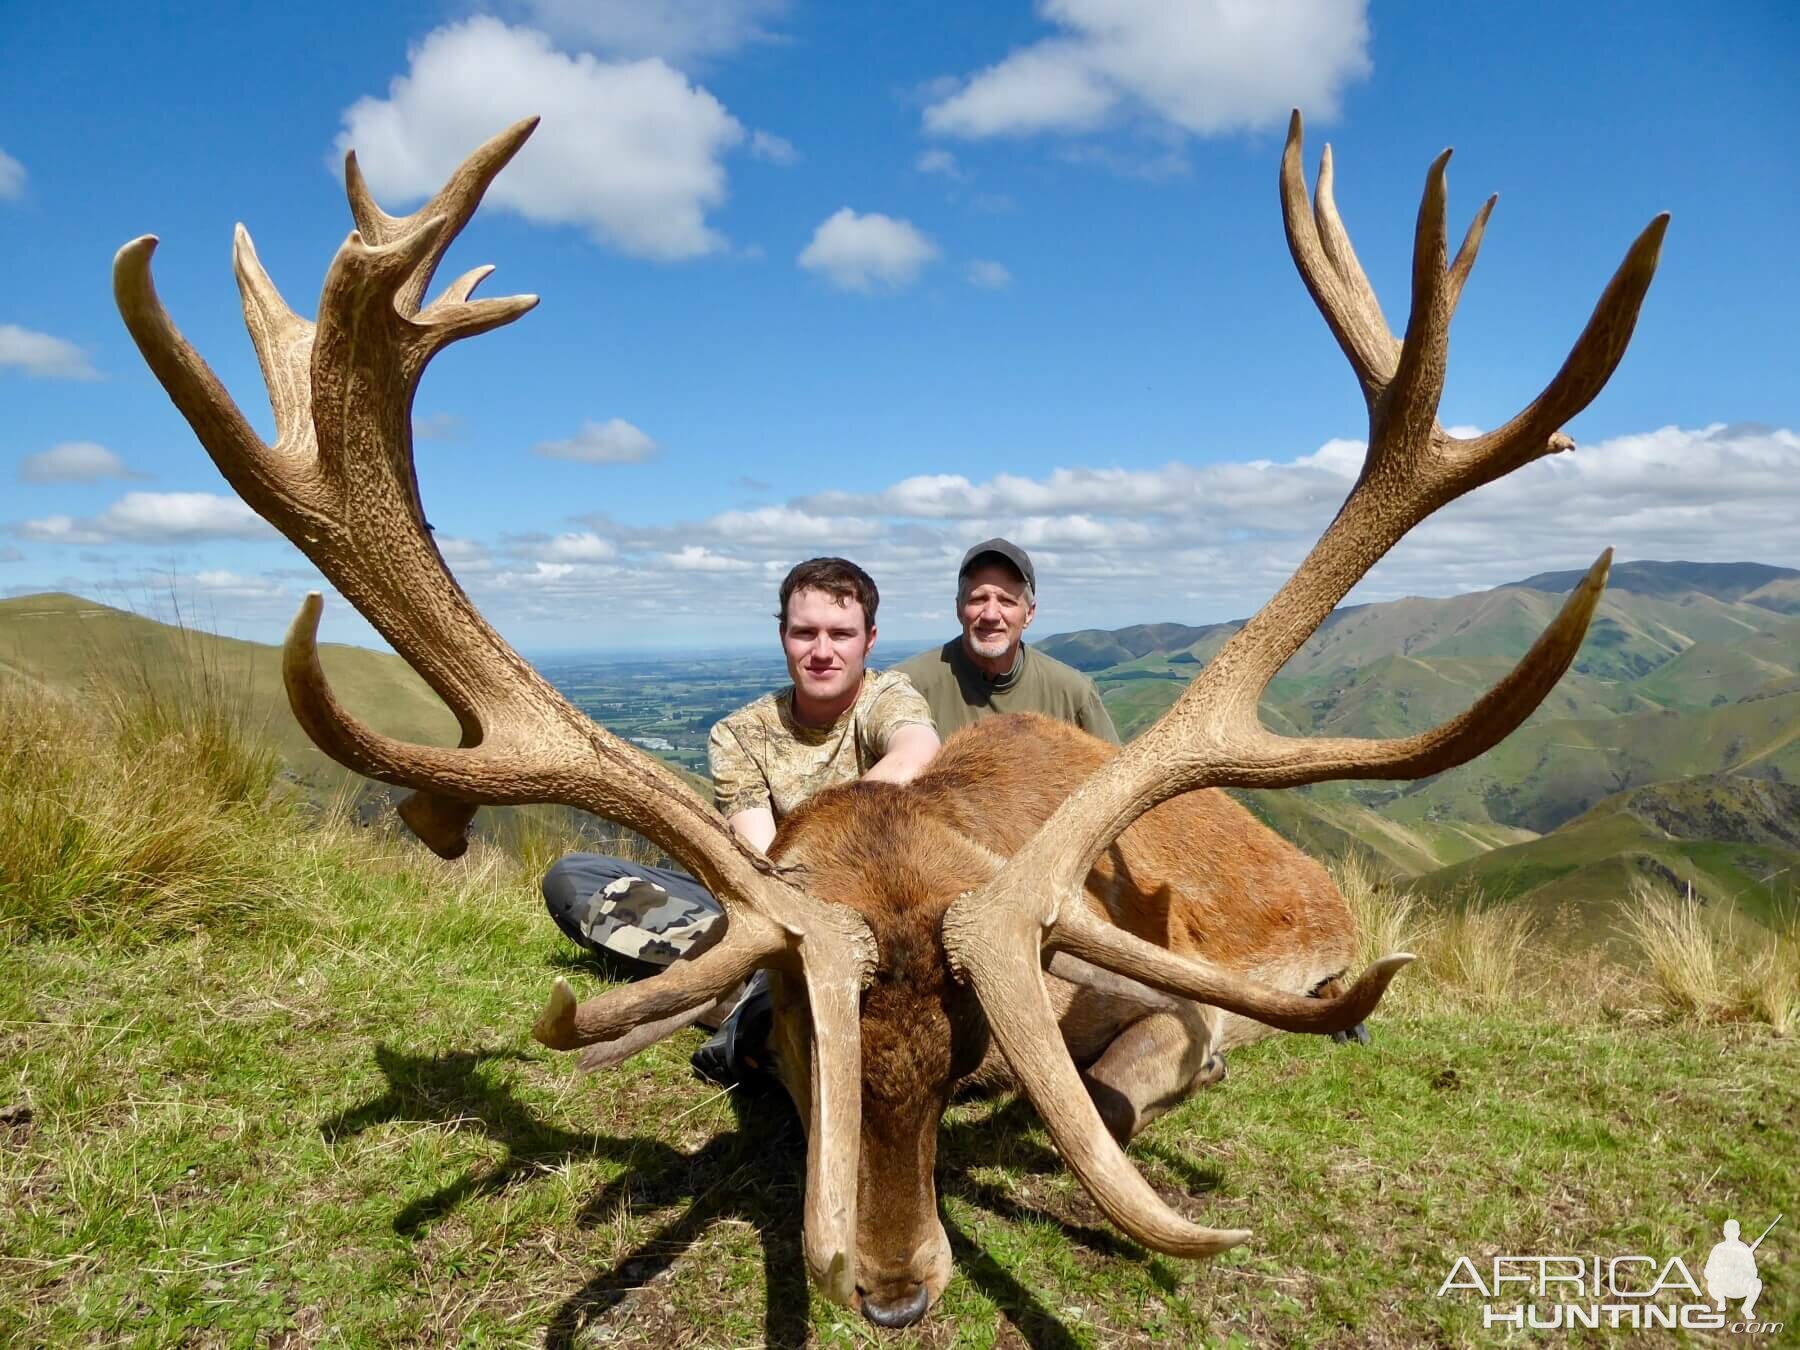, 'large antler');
113,121,871,1306
942,111,1666,1258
